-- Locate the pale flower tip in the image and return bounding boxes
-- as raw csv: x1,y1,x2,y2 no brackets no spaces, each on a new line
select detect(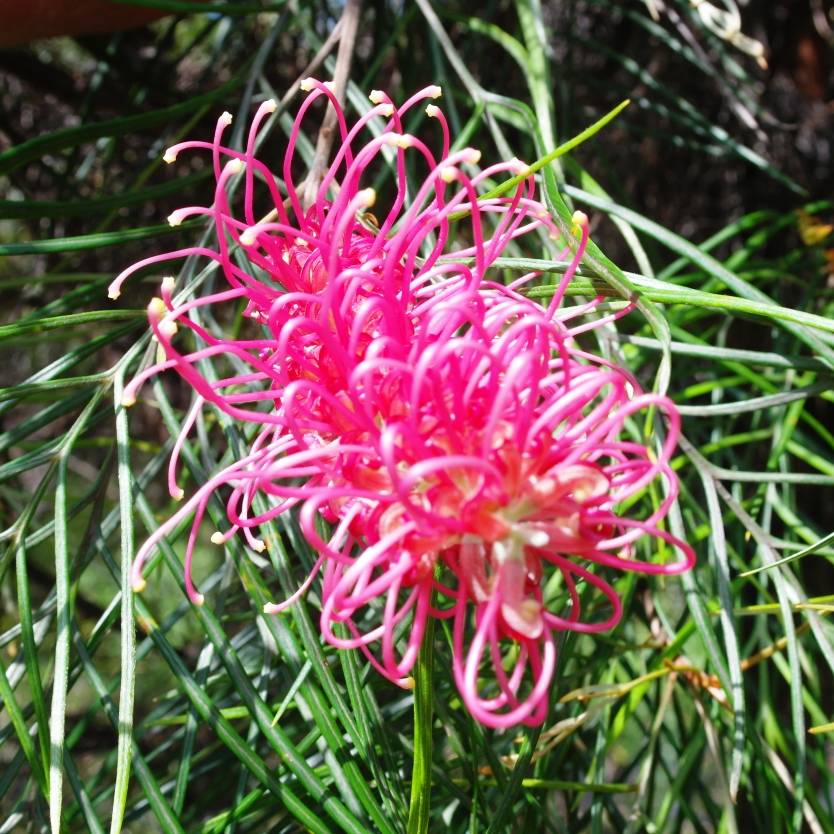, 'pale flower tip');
239,227,258,247
148,297,167,318
167,210,184,227
263,602,279,615
219,111,233,126
359,187,376,207
171,486,184,501
378,103,395,117
428,84,442,99
502,599,544,640
300,77,315,92
571,210,589,228
107,286,120,300
132,576,147,594
162,148,177,164
526,529,550,548
323,80,336,92
425,103,440,118
227,158,244,175
251,539,266,553
369,89,386,104
158,319,178,339
463,148,482,166
384,133,412,149
193,593,205,607
262,98,277,114
210,531,225,545
439,166,458,183
402,676,416,690
121,391,136,408
161,275,175,293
